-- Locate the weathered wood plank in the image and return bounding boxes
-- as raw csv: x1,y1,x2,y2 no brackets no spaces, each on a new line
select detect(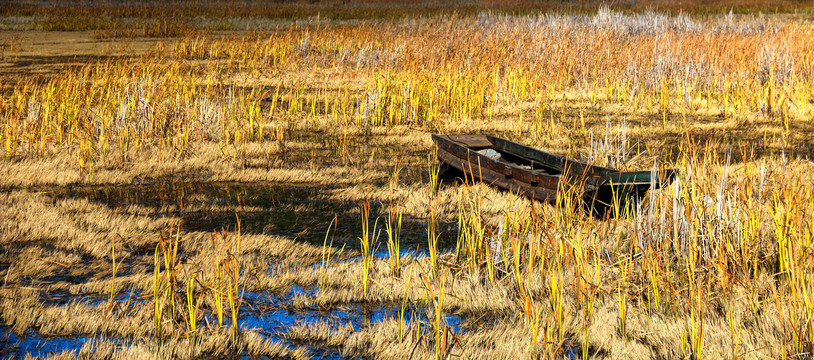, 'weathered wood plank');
442,134,493,148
